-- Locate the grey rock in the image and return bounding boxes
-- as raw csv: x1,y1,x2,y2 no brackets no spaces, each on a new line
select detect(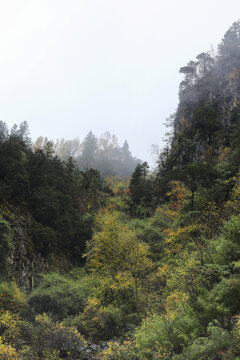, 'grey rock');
90,344,98,351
